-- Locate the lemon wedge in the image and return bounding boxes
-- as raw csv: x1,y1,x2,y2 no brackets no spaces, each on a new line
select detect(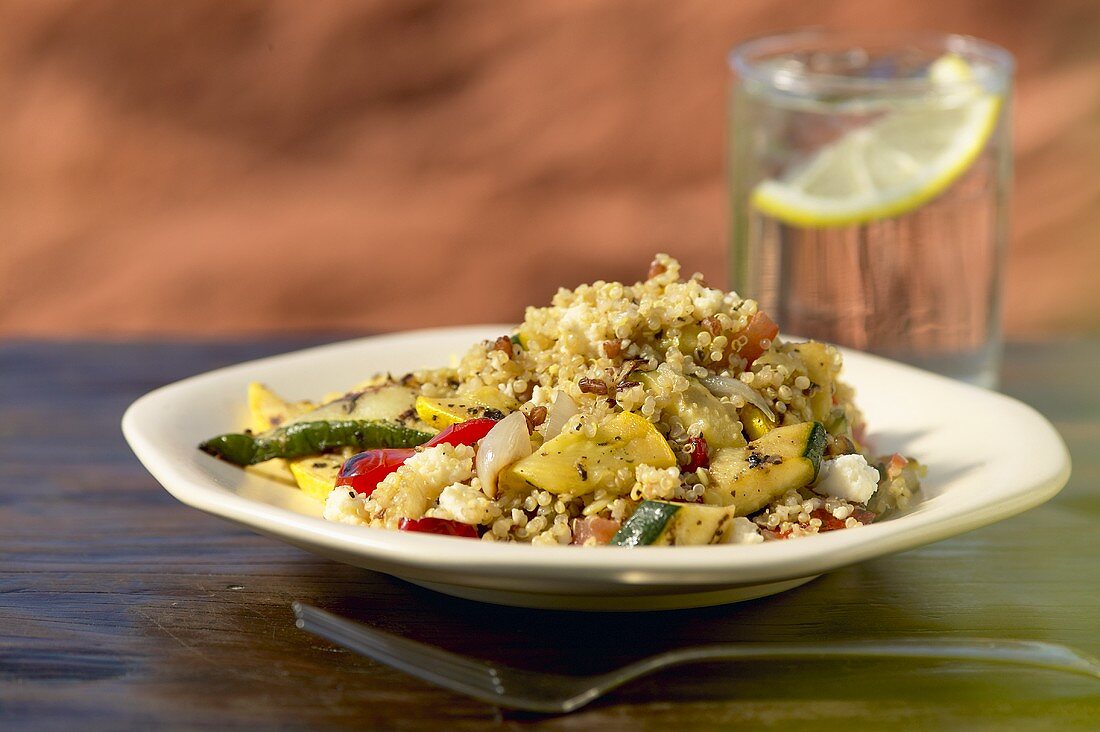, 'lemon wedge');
751,54,1002,227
